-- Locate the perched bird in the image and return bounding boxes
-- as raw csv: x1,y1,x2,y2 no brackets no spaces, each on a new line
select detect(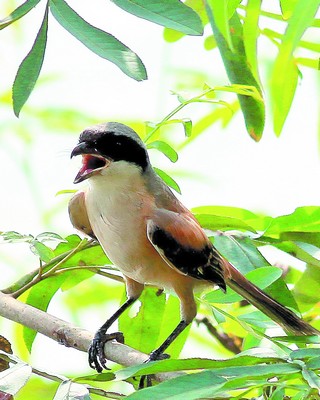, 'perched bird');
69,122,319,383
